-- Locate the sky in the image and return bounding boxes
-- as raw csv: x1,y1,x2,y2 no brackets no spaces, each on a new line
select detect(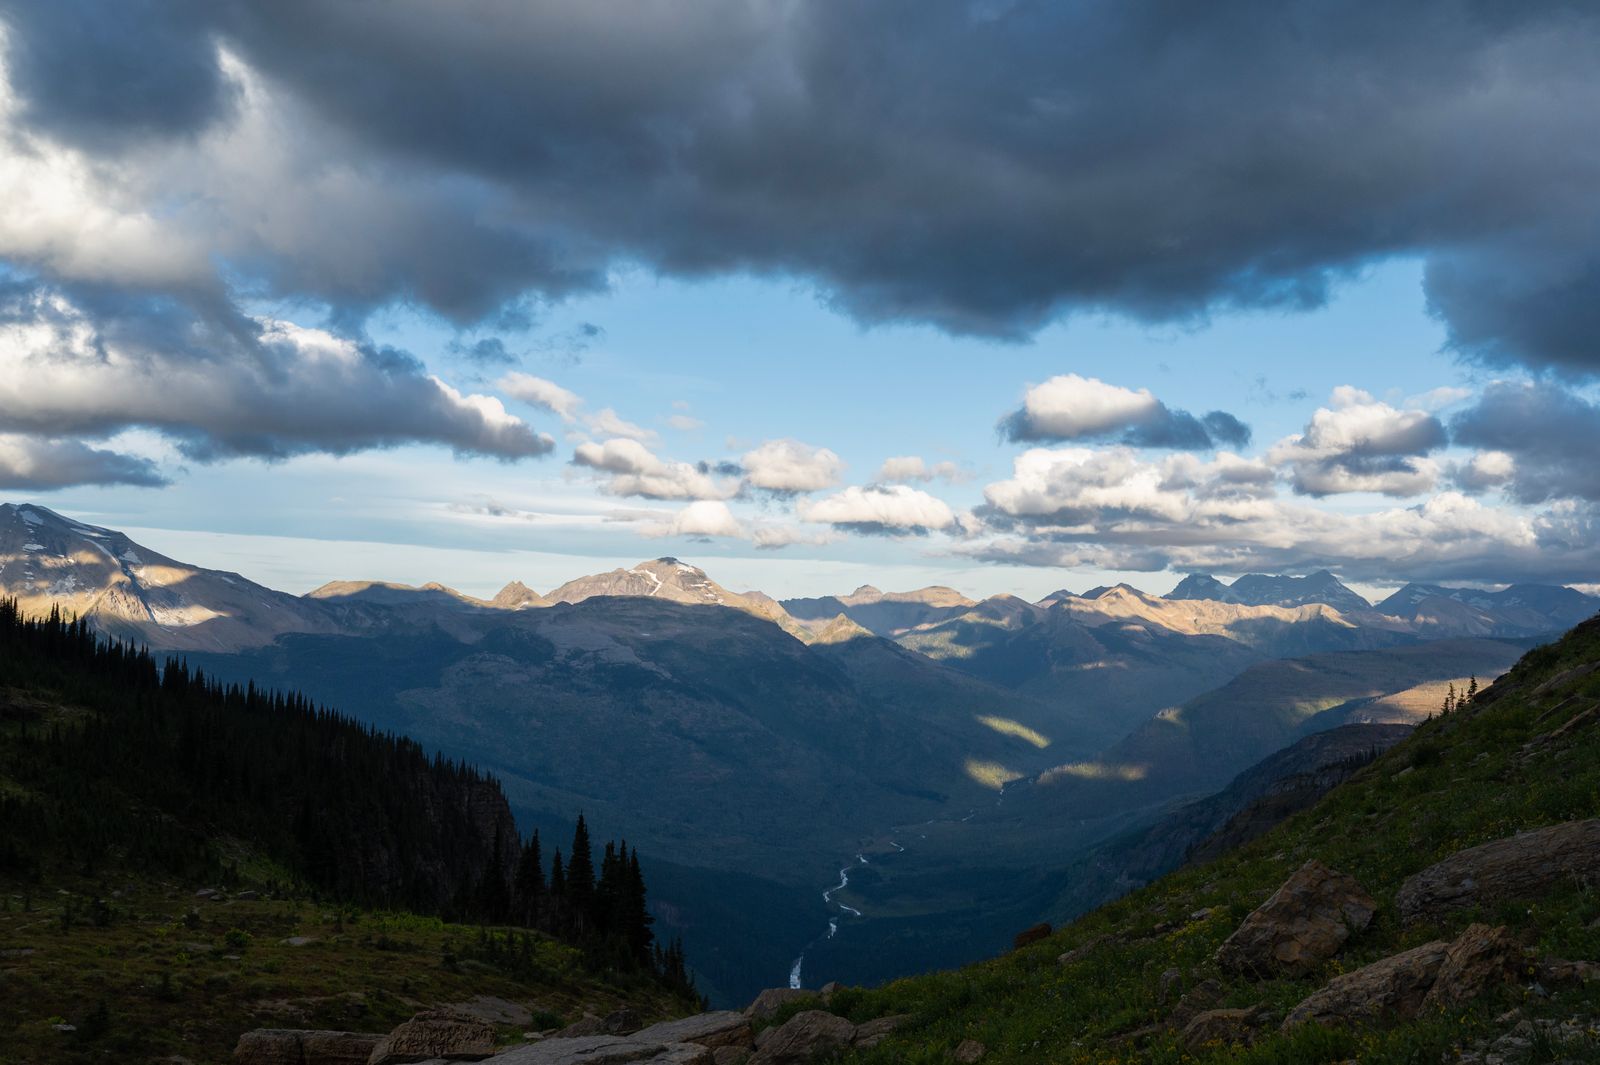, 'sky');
1,2,1598,601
